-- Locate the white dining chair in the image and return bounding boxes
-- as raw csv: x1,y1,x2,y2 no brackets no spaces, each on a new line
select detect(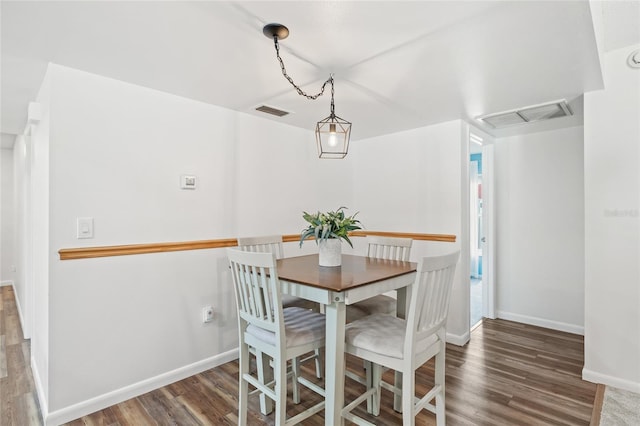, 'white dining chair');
228,248,326,426
342,250,460,426
345,236,414,409
347,236,413,322
237,235,323,380
237,235,320,312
